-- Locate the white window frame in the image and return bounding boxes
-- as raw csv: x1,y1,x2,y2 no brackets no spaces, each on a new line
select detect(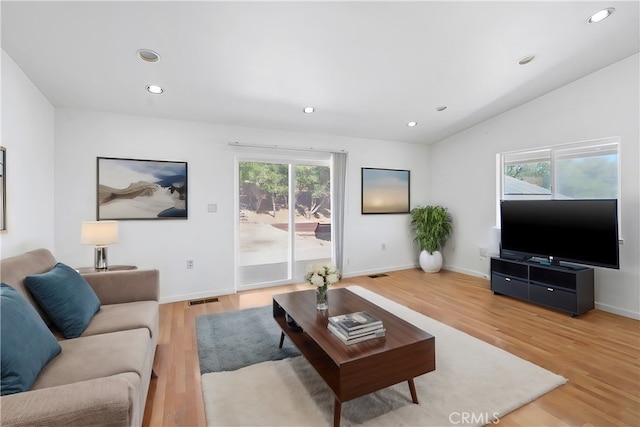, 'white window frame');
234,151,332,291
